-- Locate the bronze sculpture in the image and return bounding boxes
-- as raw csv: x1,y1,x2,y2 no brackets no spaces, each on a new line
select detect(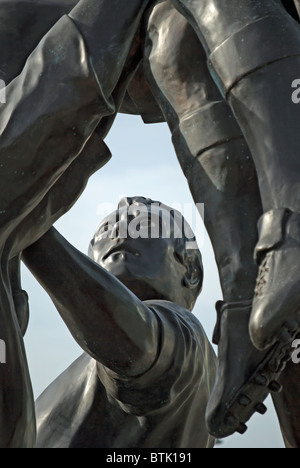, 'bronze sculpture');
0,0,299,448
22,197,216,448
0,0,152,447
142,0,300,445
170,0,300,347
165,0,300,443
